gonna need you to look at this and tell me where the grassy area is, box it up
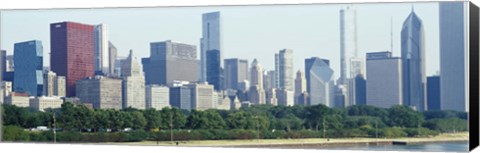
[112,132,469,147]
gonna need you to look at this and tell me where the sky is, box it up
[0,2,448,78]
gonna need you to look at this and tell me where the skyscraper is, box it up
[348,74,366,105]
[366,51,403,108]
[0,50,6,81]
[108,41,117,76]
[305,57,335,107]
[427,76,441,110]
[170,86,192,110]
[339,6,358,85]
[13,40,43,96]
[200,11,221,82]
[224,58,249,90]
[186,82,215,110]
[121,50,146,110]
[50,22,95,97]
[43,70,56,97]
[294,70,306,104]
[206,50,223,90]
[94,24,109,75]
[148,40,198,86]
[275,49,294,91]
[249,59,265,105]
[439,2,468,112]
[401,8,426,111]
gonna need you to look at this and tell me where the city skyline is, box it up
[0,2,441,77]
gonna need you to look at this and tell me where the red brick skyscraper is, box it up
[50,22,95,97]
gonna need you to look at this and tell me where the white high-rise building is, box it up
[275,49,294,91]
[439,2,468,112]
[339,6,358,85]
[121,50,146,110]
[305,57,335,107]
[94,24,109,75]
[366,51,403,108]
[186,82,215,110]
[200,11,222,82]
[249,59,265,105]
[145,85,170,110]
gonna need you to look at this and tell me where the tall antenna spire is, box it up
[390,16,393,53]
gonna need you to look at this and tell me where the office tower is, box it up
[224,58,249,90]
[186,82,215,110]
[5,92,30,107]
[145,85,170,110]
[6,55,13,72]
[305,57,335,107]
[206,50,223,90]
[238,80,249,92]
[348,74,366,105]
[294,70,306,103]
[94,24,109,75]
[275,49,294,91]
[50,22,95,97]
[108,42,117,76]
[427,76,441,110]
[200,11,221,82]
[276,89,294,106]
[141,58,150,83]
[265,88,278,106]
[366,51,402,108]
[249,59,265,105]
[264,70,276,90]
[401,9,426,111]
[43,70,56,97]
[29,97,63,112]
[339,6,358,85]
[121,50,145,110]
[76,76,122,109]
[169,86,192,110]
[335,85,348,108]
[148,40,198,85]
[13,40,43,96]
[0,50,5,81]
[55,76,66,97]
[114,56,126,77]
[439,2,468,112]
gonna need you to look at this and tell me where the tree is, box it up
[143,108,162,130]
[304,104,332,131]
[388,105,424,128]
[226,111,249,129]
[185,110,226,130]
[58,102,77,131]
[130,111,147,130]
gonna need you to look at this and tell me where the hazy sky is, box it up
[0,2,444,78]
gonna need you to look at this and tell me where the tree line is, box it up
[1,102,469,142]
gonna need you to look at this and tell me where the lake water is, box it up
[322,141,469,152]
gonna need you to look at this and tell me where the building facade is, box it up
[108,42,117,76]
[224,58,249,90]
[148,40,198,85]
[439,2,468,112]
[50,22,95,97]
[121,50,145,109]
[206,50,223,90]
[200,11,221,82]
[339,6,358,85]
[13,40,43,96]
[145,85,170,110]
[401,9,426,111]
[427,76,441,110]
[76,76,122,110]
[186,82,215,110]
[94,24,109,75]
[366,51,403,108]
[169,86,192,110]
[29,96,64,112]
[305,57,335,107]
[275,49,294,91]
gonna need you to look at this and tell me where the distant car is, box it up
[123,128,132,132]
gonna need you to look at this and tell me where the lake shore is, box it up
[112,132,469,148]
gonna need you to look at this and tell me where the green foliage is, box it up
[387,105,424,128]
[423,118,468,132]
[2,125,30,141]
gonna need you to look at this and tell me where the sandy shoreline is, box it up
[113,132,469,148]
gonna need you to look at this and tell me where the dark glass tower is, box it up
[206,50,223,90]
[50,22,95,97]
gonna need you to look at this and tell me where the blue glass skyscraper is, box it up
[200,11,221,82]
[206,50,223,90]
[401,9,426,111]
[13,40,44,96]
